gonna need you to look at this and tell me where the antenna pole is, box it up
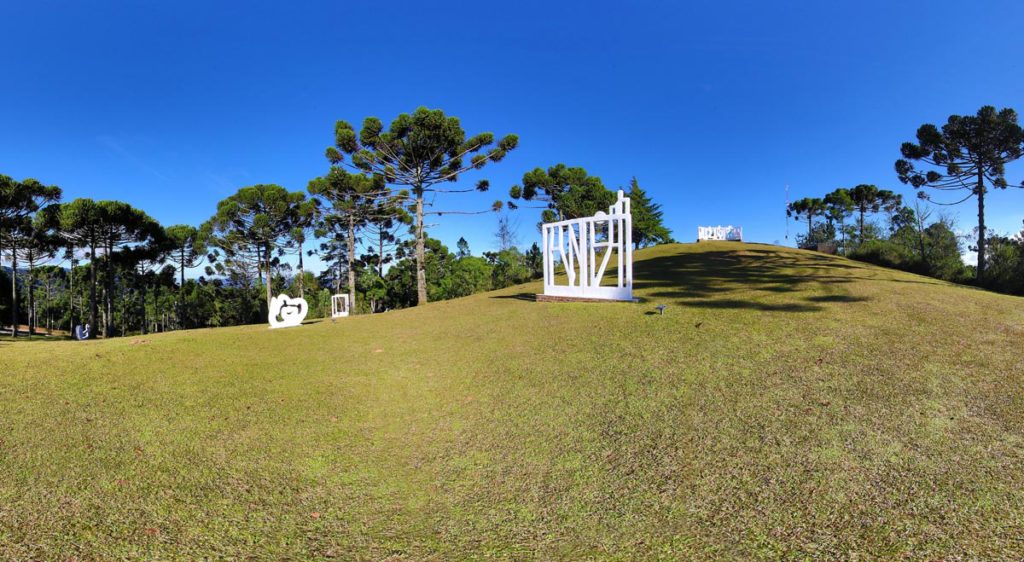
[784,184,790,241]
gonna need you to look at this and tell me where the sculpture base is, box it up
[535,294,637,303]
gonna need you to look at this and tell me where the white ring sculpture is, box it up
[269,294,308,329]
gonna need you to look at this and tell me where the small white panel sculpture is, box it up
[541,189,633,301]
[697,225,742,241]
[331,294,350,318]
[268,294,308,329]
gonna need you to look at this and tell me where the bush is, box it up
[849,239,920,273]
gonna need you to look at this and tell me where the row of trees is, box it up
[787,105,1024,295]
[1,107,673,338]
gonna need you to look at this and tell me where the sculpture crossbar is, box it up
[541,189,633,301]
[697,225,742,241]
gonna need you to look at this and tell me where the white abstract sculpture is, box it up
[541,189,633,301]
[697,225,742,241]
[268,294,308,329]
[331,294,350,318]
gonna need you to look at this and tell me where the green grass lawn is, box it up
[2,242,1023,559]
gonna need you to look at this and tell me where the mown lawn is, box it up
[1,242,1023,559]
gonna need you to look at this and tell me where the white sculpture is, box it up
[331,294,350,318]
[541,189,633,301]
[268,294,308,329]
[697,225,742,241]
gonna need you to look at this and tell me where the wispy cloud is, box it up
[96,135,171,182]
[203,168,250,195]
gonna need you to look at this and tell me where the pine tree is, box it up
[626,177,672,249]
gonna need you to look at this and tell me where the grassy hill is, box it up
[2,242,1023,559]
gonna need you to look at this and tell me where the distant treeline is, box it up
[0,107,672,338]
[787,105,1024,296]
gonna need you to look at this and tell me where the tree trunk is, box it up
[378,227,384,279]
[179,246,186,328]
[839,218,846,255]
[10,250,17,338]
[69,255,76,333]
[858,208,865,243]
[139,269,148,335]
[104,241,114,338]
[89,242,98,338]
[44,277,52,335]
[415,193,427,305]
[297,240,305,299]
[347,214,356,314]
[976,169,987,283]
[27,254,36,336]
[264,243,273,308]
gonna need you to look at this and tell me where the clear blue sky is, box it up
[3,0,1023,273]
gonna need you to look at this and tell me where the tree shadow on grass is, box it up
[632,248,882,313]
[491,292,537,302]
[506,246,894,314]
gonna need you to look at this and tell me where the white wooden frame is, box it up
[541,189,633,301]
[331,294,350,318]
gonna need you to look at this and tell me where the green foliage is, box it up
[823,188,854,252]
[486,247,535,289]
[787,197,826,247]
[626,177,672,248]
[981,235,1024,295]
[848,184,900,243]
[896,105,1024,280]
[456,237,470,258]
[795,222,836,251]
[328,107,517,305]
[436,256,493,300]
[509,163,614,223]
[849,218,967,283]
[203,184,309,306]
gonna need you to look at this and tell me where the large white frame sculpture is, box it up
[541,189,633,301]
[331,294,350,318]
[268,294,308,329]
[697,225,742,241]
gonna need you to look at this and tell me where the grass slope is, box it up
[2,242,1023,559]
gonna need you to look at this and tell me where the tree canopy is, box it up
[203,184,309,308]
[895,105,1024,281]
[326,107,518,305]
[509,163,614,223]
[627,177,672,248]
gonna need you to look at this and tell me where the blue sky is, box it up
[3,0,1023,273]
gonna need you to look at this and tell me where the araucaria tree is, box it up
[327,107,518,306]
[0,175,62,337]
[896,105,1024,281]
[786,197,826,240]
[166,224,206,322]
[823,188,854,252]
[94,201,163,338]
[58,199,103,336]
[848,184,900,244]
[308,169,385,313]
[203,185,308,309]
[508,163,614,223]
